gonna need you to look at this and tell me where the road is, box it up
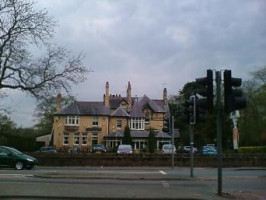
[0,167,265,200]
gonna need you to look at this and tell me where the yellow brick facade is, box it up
[53,82,170,152]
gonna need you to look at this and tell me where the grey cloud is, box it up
[2,0,266,127]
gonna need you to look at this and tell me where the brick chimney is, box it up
[56,93,62,111]
[104,81,110,107]
[127,81,132,111]
[163,88,168,105]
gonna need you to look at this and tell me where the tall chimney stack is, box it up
[163,88,168,105]
[104,82,110,107]
[127,81,132,111]
[56,93,62,111]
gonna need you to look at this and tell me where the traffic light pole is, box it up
[216,71,223,196]
[171,116,175,169]
[189,95,196,177]
[189,124,194,177]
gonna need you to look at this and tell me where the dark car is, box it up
[0,146,38,170]
[91,144,106,153]
[36,147,57,153]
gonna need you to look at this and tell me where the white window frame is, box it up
[129,118,145,130]
[65,116,79,126]
[133,139,147,150]
[92,132,98,144]
[63,133,69,146]
[82,134,87,146]
[73,134,80,146]
[117,119,122,129]
[92,116,99,127]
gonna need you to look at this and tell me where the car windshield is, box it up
[7,147,23,155]
[119,146,131,150]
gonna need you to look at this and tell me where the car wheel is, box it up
[15,161,24,170]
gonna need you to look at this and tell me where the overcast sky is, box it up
[2,0,266,128]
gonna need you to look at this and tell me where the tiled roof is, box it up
[55,95,169,117]
[131,130,149,138]
[111,107,130,117]
[104,131,124,138]
[129,100,145,118]
[55,101,110,116]
[138,95,165,113]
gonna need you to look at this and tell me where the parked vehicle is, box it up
[91,144,107,153]
[117,145,133,154]
[36,147,57,153]
[183,146,197,153]
[0,146,38,170]
[162,144,176,154]
[200,145,217,156]
[69,146,80,154]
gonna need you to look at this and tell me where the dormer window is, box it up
[120,101,127,110]
[65,116,79,126]
[92,116,99,127]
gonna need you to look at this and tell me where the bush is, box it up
[0,133,38,152]
[238,146,266,153]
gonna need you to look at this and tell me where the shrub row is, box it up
[238,146,266,153]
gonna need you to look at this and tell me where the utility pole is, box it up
[190,95,196,177]
[216,71,222,196]
[171,116,175,169]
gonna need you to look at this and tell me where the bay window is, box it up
[65,116,79,126]
[129,118,145,130]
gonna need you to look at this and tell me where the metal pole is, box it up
[171,116,175,168]
[189,124,194,177]
[216,71,222,196]
[189,95,196,177]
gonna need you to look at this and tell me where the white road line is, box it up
[0,174,26,178]
[161,181,170,188]
[159,170,167,175]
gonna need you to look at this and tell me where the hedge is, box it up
[238,146,266,153]
[0,133,41,152]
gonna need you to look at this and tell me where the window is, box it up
[133,140,147,150]
[63,133,69,145]
[92,132,98,145]
[129,118,145,130]
[106,139,122,149]
[65,116,79,126]
[117,120,122,129]
[145,112,151,123]
[92,117,99,127]
[82,134,87,145]
[73,134,79,145]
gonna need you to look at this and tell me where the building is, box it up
[53,82,178,152]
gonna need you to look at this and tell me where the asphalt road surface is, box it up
[0,166,265,200]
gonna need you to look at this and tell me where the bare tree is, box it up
[0,0,89,100]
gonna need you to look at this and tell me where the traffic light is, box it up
[181,97,196,124]
[195,69,214,113]
[224,70,247,113]
[163,115,171,132]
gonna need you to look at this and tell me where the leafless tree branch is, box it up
[0,0,89,101]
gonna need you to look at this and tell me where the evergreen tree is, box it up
[148,129,156,153]
[122,126,132,145]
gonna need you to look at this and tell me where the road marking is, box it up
[161,181,170,188]
[0,174,26,178]
[159,170,167,175]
